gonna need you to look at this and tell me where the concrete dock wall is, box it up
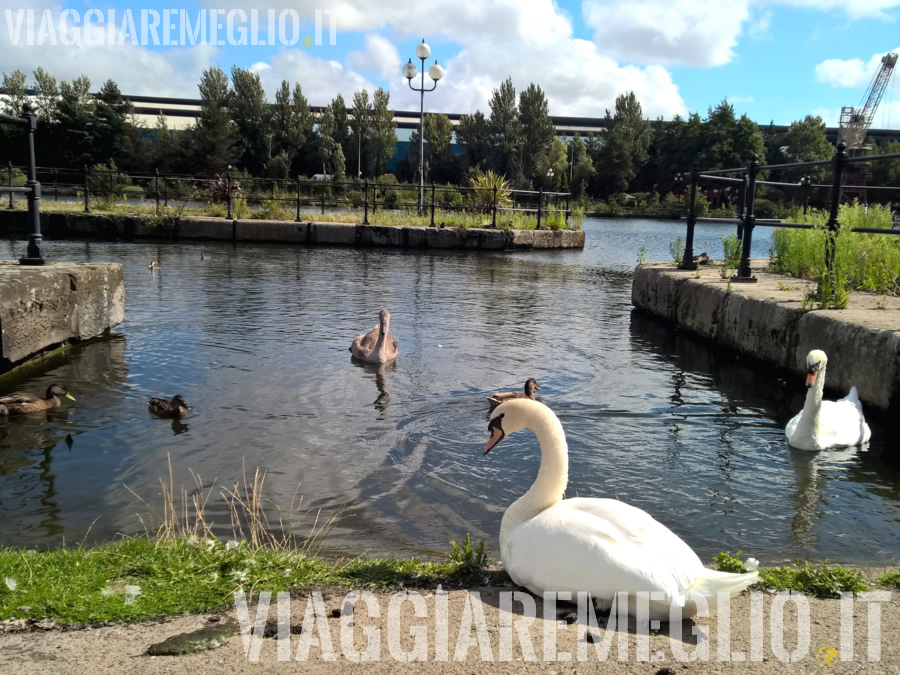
[0,212,585,251]
[632,263,900,411]
[0,261,124,373]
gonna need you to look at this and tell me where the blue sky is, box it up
[2,0,900,128]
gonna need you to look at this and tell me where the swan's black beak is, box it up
[484,416,505,455]
[806,363,820,388]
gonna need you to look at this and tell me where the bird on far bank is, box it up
[148,395,190,418]
[785,349,871,451]
[487,378,540,410]
[0,384,76,415]
[350,310,398,364]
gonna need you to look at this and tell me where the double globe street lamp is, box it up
[403,40,444,214]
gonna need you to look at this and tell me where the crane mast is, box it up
[836,52,897,204]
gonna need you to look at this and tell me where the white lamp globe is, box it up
[402,59,417,80]
[428,62,444,81]
[416,40,431,60]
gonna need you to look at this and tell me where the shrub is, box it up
[468,170,512,215]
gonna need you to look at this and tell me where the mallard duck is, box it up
[149,261,160,270]
[0,384,76,415]
[350,310,399,364]
[148,395,190,418]
[487,378,540,409]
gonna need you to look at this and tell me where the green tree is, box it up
[1,69,27,116]
[870,140,900,204]
[370,88,396,177]
[488,78,522,179]
[270,80,312,167]
[594,91,652,195]
[190,69,241,174]
[55,75,95,166]
[152,113,181,173]
[92,80,134,167]
[230,66,270,173]
[32,67,59,123]
[456,111,492,171]
[316,108,346,179]
[350,89,373,178]
[782,114,832,190]
[700,100,765,170]
[533,137,567,190]
[424,113,452,160]
[329,93,351,169]
[569,135,595,199]
[518,83,555,178]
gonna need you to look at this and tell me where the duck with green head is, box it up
[0,384,76,415]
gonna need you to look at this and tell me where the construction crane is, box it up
[835,52,897,204]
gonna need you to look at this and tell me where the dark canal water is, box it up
[1,218,898,564]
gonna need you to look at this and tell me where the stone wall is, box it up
[0,212,585,251]
[0,261,124,372]
[631,263,900,411]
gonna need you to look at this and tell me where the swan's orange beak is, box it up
[806,366,819,388]
[484,427,504,454]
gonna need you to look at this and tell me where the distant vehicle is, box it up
[310,174,333,181]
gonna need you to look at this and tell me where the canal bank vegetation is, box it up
[1,461,896,627]
[771,203,900,297]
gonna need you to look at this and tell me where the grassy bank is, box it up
[1,540,897,627]
[10,198,584,231]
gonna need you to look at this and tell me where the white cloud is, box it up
[249,49,373,105]
[814,49,900,88]
[761,0,900,20]
[582,0,750,67]
[748,10,774,40]
[346,34,401,80]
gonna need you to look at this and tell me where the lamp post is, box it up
[403,39,444,214]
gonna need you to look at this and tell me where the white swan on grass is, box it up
[484,399,758,620]
[785,349,871,451]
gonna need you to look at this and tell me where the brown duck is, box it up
[148,395,190,418]
[0,384,76,415]
[487,378,540,410]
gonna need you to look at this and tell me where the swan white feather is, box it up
[785,349,871,451]
[485,398,757,620]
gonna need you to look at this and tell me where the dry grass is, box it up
[125,455,344,555]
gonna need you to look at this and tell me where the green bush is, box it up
[753,198,781,219]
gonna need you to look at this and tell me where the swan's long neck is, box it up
[374,317,389,356]
[500,410,568,550]
[796,365,826,438]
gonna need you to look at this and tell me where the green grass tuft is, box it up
[878,569,900,589]
[757,560,869,598]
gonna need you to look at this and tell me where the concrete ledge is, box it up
[0,211,584,251]
[631,262,900,410]
[0,260,124,372]
[236,220,308,242]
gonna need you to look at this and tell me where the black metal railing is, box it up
[675,142,900,283]
[0,104,44,264]
[3,163,574,230]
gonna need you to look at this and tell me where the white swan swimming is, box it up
[484,399,758,620]
[785,349,871,451]
[349,309,398,364]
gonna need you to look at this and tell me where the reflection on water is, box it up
[0,219,897,564]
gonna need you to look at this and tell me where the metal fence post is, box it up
[84,164,91,213]
[802,175,811,215]
[491,186,497,228]
[19,103,44,265]
[736,173,748,240]
[226,166,233,219]
[7,161,13,209]
[565,192,570,227]
[321,179,325,215]
[109,167,114,199]
[536,187,543,229]
[164,175,169,207]
[155,169,160,215]
[430,181,436,227]
[295,175,303,222]
[53,169,58,201]
[363,179,369,225]
[679,162,700,270]
[733,155,760,282]
[825,143,848,282]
